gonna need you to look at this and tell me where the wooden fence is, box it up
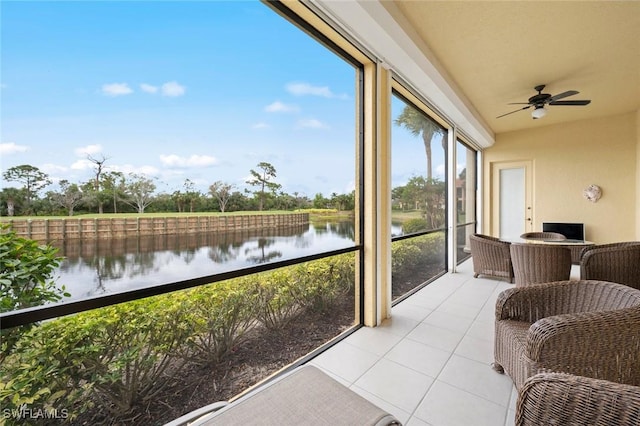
[2,213,309,243]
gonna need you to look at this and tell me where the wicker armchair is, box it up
[509,243,571,286]
[579,240,640,260]
[580,242,640,289]
[469,234,514,282]
[519,232,567,241]
[516,373,640,426]
[493,280,640,390]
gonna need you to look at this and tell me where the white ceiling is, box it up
[385,1,640,135]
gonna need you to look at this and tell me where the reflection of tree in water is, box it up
[311,219,355,240]
[293,232,312,249]
[244,237,282,264]
[208,243,240,263]
[60,251,160,295]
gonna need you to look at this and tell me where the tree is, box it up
[2,165,51,214]
[50,180,84,216]
[394,105,446,180]
[0,225,67,356]
[0,187,24,216]
[246,162,281,211]
[87,154,110,214]
[182,179,201,213]
[313,193,329,209]
[209,181,235,212]
[122,173,156,213]
[102,171,126,213]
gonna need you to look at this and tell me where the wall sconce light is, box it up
[583,184,602,203]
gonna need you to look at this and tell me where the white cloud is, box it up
[74,144,102,157]
[265,101,298,113]
[111,164,160,176]
[70,158,94,170]
[0,142,29,155]
[159,154,218,168]
[252,122,270,129]
[161,81,186,97]
[40,163,69,175]
[286,82,348,99]
[101,83,133,97]
[140,83,159,94]
[296,118,328,129]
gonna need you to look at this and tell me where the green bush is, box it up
[401,218,429,234]
[253,269,303,330]
[391,232,444,275]
[0,225,69,358]
[181,279,258,365]
[291,253,354,312]
[0,295,195,420]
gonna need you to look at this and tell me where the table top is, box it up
[507,238,594,246]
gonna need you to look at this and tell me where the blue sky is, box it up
[1,1,443,199]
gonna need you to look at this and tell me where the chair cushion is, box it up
[191,365,399,425]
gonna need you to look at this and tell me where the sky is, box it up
[1,0,445,199]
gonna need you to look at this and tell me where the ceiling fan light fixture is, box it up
[531,106,547,119]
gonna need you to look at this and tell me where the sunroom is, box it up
[1,1,639,425]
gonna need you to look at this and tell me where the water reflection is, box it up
[53,222,361,301]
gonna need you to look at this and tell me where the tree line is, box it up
[0,161,356,217]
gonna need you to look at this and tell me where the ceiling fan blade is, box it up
[507,102,532,105]
[549,100,591,106]
[496,105,531,118]
[548,90,579,102]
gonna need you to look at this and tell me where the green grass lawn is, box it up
[0,209,344,222]
[391,210,423,222]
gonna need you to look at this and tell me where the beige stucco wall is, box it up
[637,109,640,239]
[483,112,637,244]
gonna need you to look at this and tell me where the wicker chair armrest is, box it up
[525,307,640,384]
[516,373,640,426]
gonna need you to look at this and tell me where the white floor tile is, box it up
[354,358,434,413]
[454,334,494,364]
[424,309,475,331]
[384,338,451,378]
[437,354,513,407]
[309,341,379,383]
[407,322,465,352]
[414,380,508,426]
[342,326,403,356]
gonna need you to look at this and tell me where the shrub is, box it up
[253,269,302,330]
[391,232,445,275]
[291,253,354,313]
[0,225,69,358]
[181,279,258,365]
[401,218,429,234]
[0,295,195,420]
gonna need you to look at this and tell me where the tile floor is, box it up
[309,260,581,426]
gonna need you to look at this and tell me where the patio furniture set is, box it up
[471,234,640,425]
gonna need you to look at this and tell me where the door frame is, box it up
[490,160,533,238]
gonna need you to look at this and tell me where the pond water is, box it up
[53,220,404,301]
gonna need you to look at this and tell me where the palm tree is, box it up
[394,105,446,180]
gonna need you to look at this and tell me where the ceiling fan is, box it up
[497,85,591,119]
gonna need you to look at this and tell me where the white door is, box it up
[491,161,532,239]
